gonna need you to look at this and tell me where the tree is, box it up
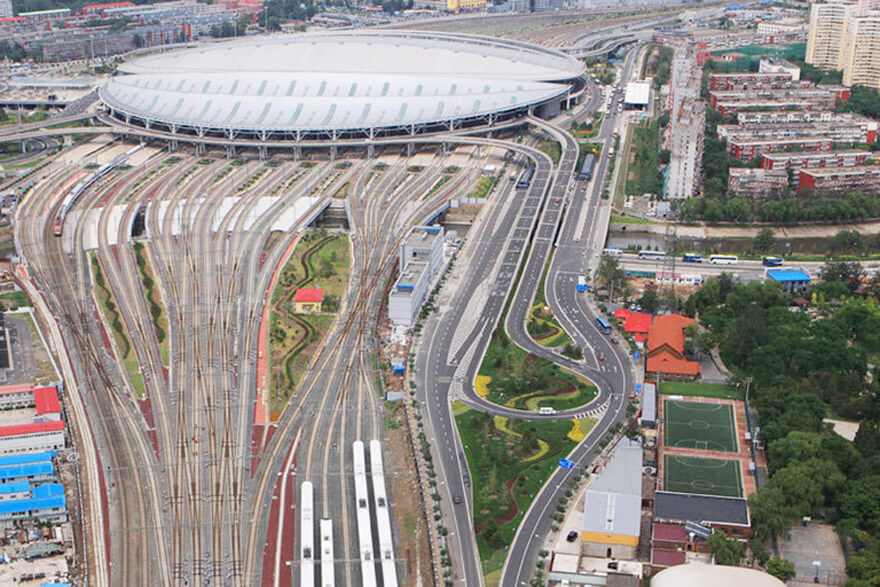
[766,557,796,582]
[596,254,627,301]
[638,286,660,314]
[753,228,776,253]
[749,486,797,540]
[707,530,743,565]
[831,229,864,254]
[820,260,866,294]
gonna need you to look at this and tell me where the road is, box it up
[412,44,645,587]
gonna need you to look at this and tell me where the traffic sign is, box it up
[558,458,575,469]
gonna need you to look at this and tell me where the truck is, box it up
[576,275,588,292]
[538,407,557,415]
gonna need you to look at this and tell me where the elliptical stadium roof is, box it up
[101,31,585,139]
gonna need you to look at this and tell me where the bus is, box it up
[603,247,623,257]
[708,254,739,265]
[638,250,666,259]
[762,256,783,267]
[516,165,535,189]
[596,316,612,334]
[681,253,703,263]
[578,153,596,180]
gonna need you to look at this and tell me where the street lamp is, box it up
[813,560,821,584]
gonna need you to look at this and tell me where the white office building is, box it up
[388,262,431,328]
[400,226,444,278]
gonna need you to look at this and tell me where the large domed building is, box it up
[99,31,586,142]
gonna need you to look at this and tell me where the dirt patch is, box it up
[386,412,433,587]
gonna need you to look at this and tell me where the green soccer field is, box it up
[664,399,738,452]
[664,454,744,497]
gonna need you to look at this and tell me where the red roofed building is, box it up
[646,314,701,380]
[623,312,652,337]
[34,387,61,422]
[652,523,688,550]
[0,421,64,454]
[650,548,687,572]
[293,288,324,314]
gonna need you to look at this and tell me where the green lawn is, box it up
[479,326,596,411]
[0,290,31,310]
[455,404,576,580]
[527,258,574,349]
[611,214,657,225]
[538,139,561,164]
[660,381,741,400]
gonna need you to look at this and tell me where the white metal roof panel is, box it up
[100,72,567,132]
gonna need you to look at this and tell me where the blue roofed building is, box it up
[0,462,55,485]
[0,483,67,529]
[0,480,31,501]
[766,268,811,293]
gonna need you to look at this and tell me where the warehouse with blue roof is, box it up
[766,268,811,293]
[0,483,67,529]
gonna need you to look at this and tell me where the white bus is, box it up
[638,250,667,259]
[708,254,739,265]
[603,247,623,257]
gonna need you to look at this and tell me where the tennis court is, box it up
[664,455,743,497]
[663,399,738,452]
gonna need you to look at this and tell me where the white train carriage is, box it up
[369,440,398,587]
[352,441,377,586]
[319,518,335,587]
[300,481,315,587]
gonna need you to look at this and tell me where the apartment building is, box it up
[841,11,880,88]
[799,165,880,192]
[707,71,799,91]
[718,119,879,145]
[728,168,789,197]
[708,86,850,112]
[761,149,873,171]
[729,137,834,161]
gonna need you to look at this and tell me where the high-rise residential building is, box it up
[0,0,12,19]
[806,0,853,70]
[841,10,880,87]
[665,44,705,199]
[807,0,880,89]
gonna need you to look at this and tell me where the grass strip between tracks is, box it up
[90,252,146,399]
[266,229,350,417]
[133,242,169,365]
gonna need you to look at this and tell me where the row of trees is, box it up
[688,274,880,584]
[678,191,880,225]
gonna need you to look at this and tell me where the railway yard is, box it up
[0,4,747,587]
